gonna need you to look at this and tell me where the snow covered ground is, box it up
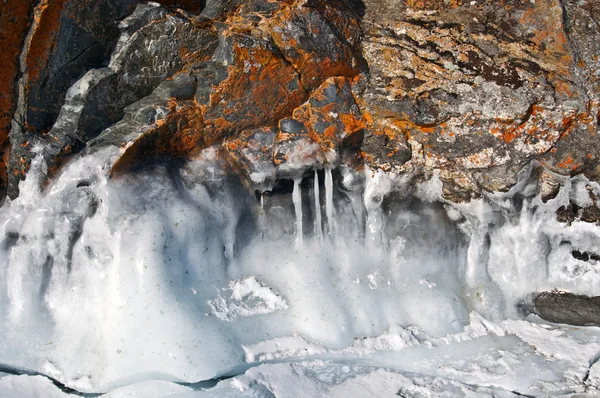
[2,314,600,396]
[2,148,600,396]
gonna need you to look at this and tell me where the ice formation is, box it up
[2,145,600,396]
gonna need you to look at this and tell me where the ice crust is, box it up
[3,315,600,396]
[2,147,600,395]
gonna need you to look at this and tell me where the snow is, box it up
[0,375,70,398]
[208,277,288,322]
[2,147,600,395]
[2,314,600,396]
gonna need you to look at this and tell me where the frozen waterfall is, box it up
[1,148,600,396]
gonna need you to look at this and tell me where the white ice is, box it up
[1,147,600,396]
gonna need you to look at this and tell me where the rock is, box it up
[535,290,600,326]
[292,76,366,151]
[581,205,600,224]
[361,126,412,173]
[0,0,37,200]
[273,118,327,178]
[23,0,138,134]
[556,200,600,225]
[557,201,580,225]
[2,0,600,203]
[267,0,365,91]
[201,31,307,143]
[84,0,367,184]
[75,8,214,141]
[201,0,243,20]
[358,0,598,201]
[224,126,277,191]
[7,3,217,196]
[154,0,206,14]
[6,0,142,198]
[540,170,562,203]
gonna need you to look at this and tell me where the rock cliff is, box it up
[3,1,600,389]
[1,0,598,204]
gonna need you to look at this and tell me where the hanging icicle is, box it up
[293,178,303,247]
[259,192,266,239]
[313,170,322,239]
[325,167,335,236]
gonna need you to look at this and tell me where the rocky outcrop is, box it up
[0,0,599,204]
[359,0,600,201]
[0,0,37,200]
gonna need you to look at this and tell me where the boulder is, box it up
[535,291,600,326]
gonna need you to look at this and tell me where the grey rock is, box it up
[535,291,600,326]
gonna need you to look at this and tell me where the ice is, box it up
[101,380,193,397]
[0,375,71,398]
[292,178,303,247]
[324,167,335,236]
[0,375,194,398]
[189,314,600,397]
[208,277,288,322]
[2,316,600,396]
[2,146,600,395]
[313,170,322,239]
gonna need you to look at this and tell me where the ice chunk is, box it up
[208,277,288,322]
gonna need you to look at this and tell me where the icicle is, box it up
[348,191,364,241]
[259,192,266,239]
[313,170,322,239]
[293,178,303,247]
[363,166,390,247]
[325,167,335,236]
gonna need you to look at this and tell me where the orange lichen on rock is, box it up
[25,0,67,86]
[223,125,277,183]
[266,1,363,91]
[556,154,580,171]
[0,0,37,196]
[520,0,573,73]
[290,77,365,151]
[111,103,205,176]
[202,32,307,141]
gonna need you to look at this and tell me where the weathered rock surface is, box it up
[0,0,599,205]
[535,290,600,326]
[359,0,600,201]
[0,0,38,200]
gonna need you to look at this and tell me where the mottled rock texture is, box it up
[360,0,600,201]
[0,0,599,202]
[535,291,600,326]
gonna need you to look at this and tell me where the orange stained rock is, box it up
[0,0,37,194]
[489,104,550,144]
[26,0,66,87]
[267,3,361,92]
[290,76,365,151]
[226,141,238,151]
[310,0,362,47]
[498,127,520,144]
[405,0,463,9]
[223,125,277,173]
[556,154,579,171]
[323,125,337,139]
[552,78,579,99]
[384,118,436,137]
[203,33,307,138]
[111,104,205,176]
[518,0,574,75]
[362,111,374,126]
[340,113,366,133]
